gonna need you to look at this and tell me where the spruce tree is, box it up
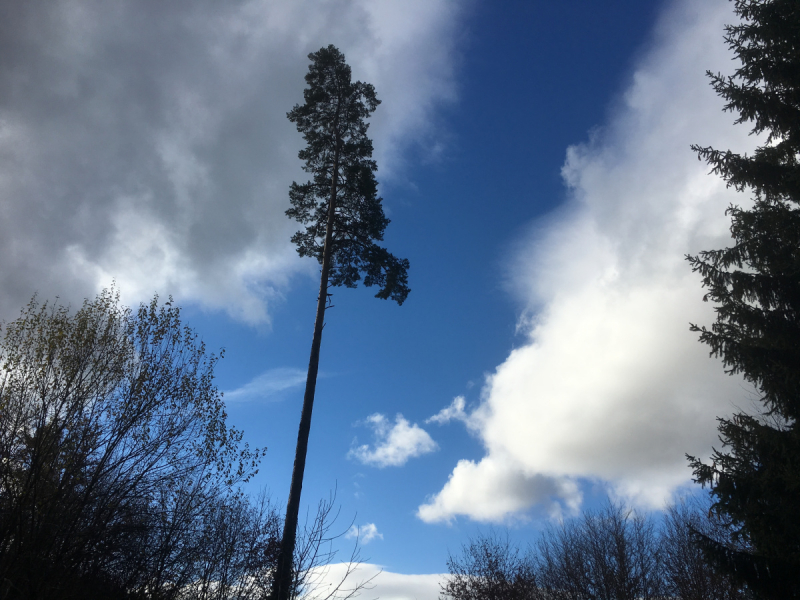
[272,45,409,600]
[687,1,800,597]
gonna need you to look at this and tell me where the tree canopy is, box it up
[286,44,410,304]
[687,0,800,596]
[0,290,275,599]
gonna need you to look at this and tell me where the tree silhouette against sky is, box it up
[272,45,409,600]
[688,0,800,596]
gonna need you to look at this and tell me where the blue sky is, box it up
[0,0,759,597]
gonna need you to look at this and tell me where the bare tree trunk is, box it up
[273,133,340,600]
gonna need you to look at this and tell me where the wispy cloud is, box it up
[345,523,383,544]
[426,396,469,426]
[420,0,754,523]
[224,367,306,402]
[349,413,437,468]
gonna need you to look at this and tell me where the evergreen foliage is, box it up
[687,0,800,596]
[273,45,409,600]
[286,44,410,304]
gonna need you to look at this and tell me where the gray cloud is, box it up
[0,0,461,322]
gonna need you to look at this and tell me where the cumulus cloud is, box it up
[223,367,306,402]
[349,413,438,468]
[417,455,581,524]
[0,0,462,323]
[419,0,757,523]
[345,522,383,544]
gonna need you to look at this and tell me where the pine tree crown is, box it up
[286,45,410,305]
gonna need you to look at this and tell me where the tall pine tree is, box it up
[687,1,800,597]
[272,45,409,600]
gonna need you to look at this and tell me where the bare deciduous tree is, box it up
[535,504,663,600]
[441,532,538,600]
[441,500,749,600]
[662,498,750,600]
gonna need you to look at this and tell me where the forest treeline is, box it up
[441,501,750,600]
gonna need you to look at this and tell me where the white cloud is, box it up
[0,0,462,322]
[417,455,581,524]
[345,522,383,544]
[223,367,306,402]
[306,563,443,600]
[420,0,757,523]
[426,395,470,426]
[349,413,438,468]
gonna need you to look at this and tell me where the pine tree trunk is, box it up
[273,133,340,600]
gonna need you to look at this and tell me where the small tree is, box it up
[661,498,750,600]
[441,532,538,600]
[686,0,800,596]
[273,45,409,600]
[535,504,664,600]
